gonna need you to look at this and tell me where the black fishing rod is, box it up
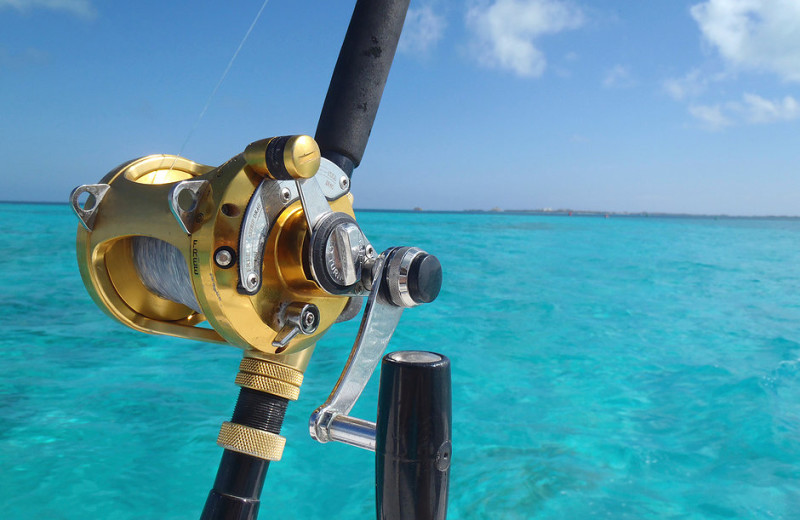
[70,1,451,519]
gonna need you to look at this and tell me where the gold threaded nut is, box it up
[235,358,303,400]
[239,358,304,386]
[234,372,301,400]
[217,422,286,461]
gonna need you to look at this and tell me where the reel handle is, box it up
[376,352,452,520]
[315,0,411,175]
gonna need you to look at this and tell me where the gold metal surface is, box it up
[235,357,303,401]
[75,146,355,375]
[243,139,271,175]
[126,168,193,185]
[243,135,320,180]
[283,135,320,179]
[234,373,300,400]
[245,346,318,374]
[76,155,225,343]
[239,358,304,386]
[217,422,286,461]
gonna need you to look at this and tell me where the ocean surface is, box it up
[2,202,800,519]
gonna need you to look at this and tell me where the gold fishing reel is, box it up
[71,135,356,372]
[72,133,442,464]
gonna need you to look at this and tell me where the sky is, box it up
[1,0,800,215]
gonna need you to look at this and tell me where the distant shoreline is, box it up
[354,208,800,220]
[3,200,799,220]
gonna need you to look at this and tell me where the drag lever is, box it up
[309,247,443,451]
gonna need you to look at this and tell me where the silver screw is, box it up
[303,310,316,328]
[339,176,349,190]
[214,248,233,268]
[299,306,319,334]
[365,245,375,258]
[247,273,259,287]
[280,187,292,204]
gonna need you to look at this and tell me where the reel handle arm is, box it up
[315,0,411,176]
[309,247,443,449]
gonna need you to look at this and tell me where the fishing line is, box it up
[169,0,271,171]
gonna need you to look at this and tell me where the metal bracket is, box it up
[238,178,299,294]
[169,179,211,234]
[272,302,320,349]
[295,158,351,230]
[309,254,403,451]
[70,184,110,231]
[296,174,333,233]
[238,157,359,295]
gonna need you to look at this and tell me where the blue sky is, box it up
[1,0,799,215]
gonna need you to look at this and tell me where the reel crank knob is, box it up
[382,247,442,308]
[408,253,442,304]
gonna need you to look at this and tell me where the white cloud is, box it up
[691,0,800,82]
[663,69,708,100]
[466,0,585,77]
[0,0,95,18]
[689,103,732,130]
[603,64,635,88]
[738,93,800,123]
[400,6,446,55]
[689,93,800,128]
[669,2,800,128]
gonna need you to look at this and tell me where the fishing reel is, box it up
[71,136,373,363]
[71,131,442,430]
[71,135,450,517]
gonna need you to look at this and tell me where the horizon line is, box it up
[2,200,799,220]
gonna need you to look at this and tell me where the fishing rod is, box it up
[69,1,451,519]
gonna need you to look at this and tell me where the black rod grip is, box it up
[200,452,268,520]
[376,351,452,520]
[315,0,411,175]
[200,389,288,520]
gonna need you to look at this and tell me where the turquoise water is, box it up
[2,202,800,519]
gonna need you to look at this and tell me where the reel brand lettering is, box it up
[192,240,200,275]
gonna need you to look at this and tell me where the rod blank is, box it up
[315,0,411,176]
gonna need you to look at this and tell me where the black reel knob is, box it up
[408,252,442,304]
[382,247,443,307]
